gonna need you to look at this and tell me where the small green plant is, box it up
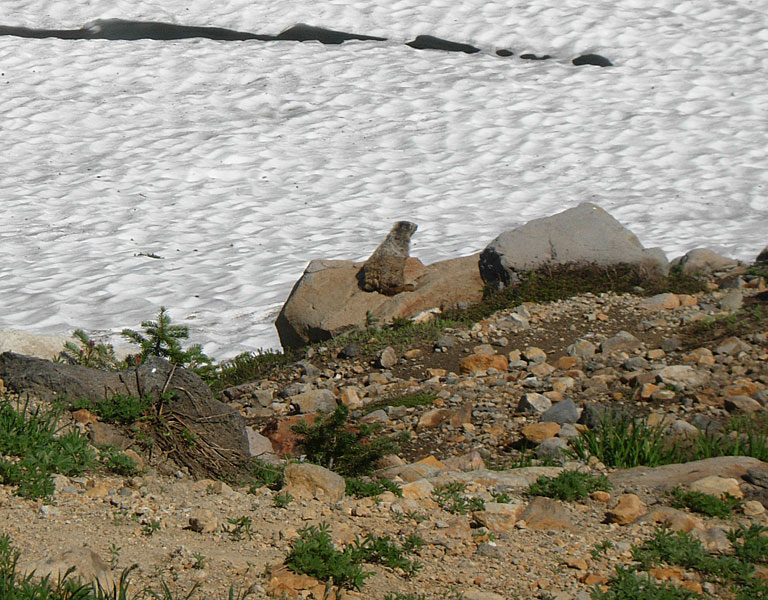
[291,404,406,476]
[191,552,207,570]
[384,594,427,600]
[591,566,704,599]
[432,481,485,514]
[247,458,285,491]
[273,491,293,508]
[569,412,679,468]
[526,470,612,502]
[728,523,768,564]
[108,543,121,569]
[445,262,705,326]
[121,306,214,375]
[211,348,295,393]
[491,490,512,504]
[401,509,426,523]
[691,421,768,463]
[58,329,120,370]
[667,487,742,518]
[69,393,153,425]
[345,476,403,498]
[227,516,254,541]
[0,399,96,499]
[142,519,162,536]
[590,540,614,560]
[346,533,423,577]
[97,445,141,477]
[285,522,373,590]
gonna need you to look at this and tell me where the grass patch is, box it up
[592,566,704,599]
[569,412,679,469]
[667,487,742,518]
[329,316,460,355]
[97,445,141,477]
[571,411,768,469]
[728,523,768,564]
[345,476,403,499]
[272,491,293,508]
[0,399,95,499]
[691,417,768,463]
[432,481,485,514]
[210,348,296,393]
[526,470,611,502]
[690,302,768,342]
[67,394,153,425]
[346,533,423,577]
[246,458,285,492]
[291,404,407,476]
[285,522,373,590]
[594,525,768,599]
[446,262,705,325]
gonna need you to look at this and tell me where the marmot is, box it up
[360,221,418,295]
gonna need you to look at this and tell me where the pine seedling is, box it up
[59,329,119,370]
[121,306,214,374]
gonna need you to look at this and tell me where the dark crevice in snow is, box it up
[0,19,613,65]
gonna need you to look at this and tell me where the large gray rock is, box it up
[670,248,740,275]
[0,353,249,474]
[276,254,483,349]
[479,202,668,285]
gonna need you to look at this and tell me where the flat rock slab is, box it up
[609,457,768,493]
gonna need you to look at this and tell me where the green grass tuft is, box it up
[0,399,95,499]
[568,412,678,468]
[526,470,611,502]
[432,481,485,514]
[667,487,742,518]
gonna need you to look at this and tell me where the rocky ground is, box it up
[2,264,768,600]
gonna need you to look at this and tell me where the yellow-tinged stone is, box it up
[689,475,743,499]
[521,422,561,444]
[606,493,646,525]
[400,480,434,500]
[459,353,509,374]
[417,455,448,469]
[564,557,589,570]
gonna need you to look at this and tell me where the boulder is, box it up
[0,353,250,474]
[289,389,337,414]
[606,493,646,525]
[276,254,483,349]
[670,248,740,275]
[479,203,668,285]
[601,331,642,354]
[755,245,768,264]
[283,463,345,501]
[518,497,574,531]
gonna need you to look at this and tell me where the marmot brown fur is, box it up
[360,221,418,295]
